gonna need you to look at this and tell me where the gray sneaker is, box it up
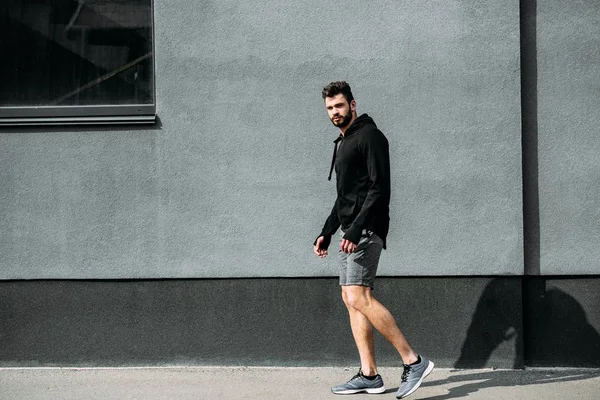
[332,370,386,395]
[395,356,434,399]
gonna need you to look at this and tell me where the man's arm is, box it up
[313,199,341,257]
[342,130,391,245]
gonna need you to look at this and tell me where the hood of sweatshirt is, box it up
[343,113,377,138]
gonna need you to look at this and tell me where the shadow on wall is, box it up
[454,278,523,369]
[454,278,600,368]
[524,278,600,367]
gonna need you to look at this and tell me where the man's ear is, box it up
[350,100,356,112]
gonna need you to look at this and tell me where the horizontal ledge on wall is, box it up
[0,105,156,126]
[0,115,157,126]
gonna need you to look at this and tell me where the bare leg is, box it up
[343,285,418,365]
[343,287,377,375]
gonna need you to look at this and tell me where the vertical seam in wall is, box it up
[520,0,539,277]
[520,0,540,367]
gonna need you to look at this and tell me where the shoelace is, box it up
[401,365,412,383]
[348,372,362,383]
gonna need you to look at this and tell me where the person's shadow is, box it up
[418,368,600,400]
[455,278,600,369]
[429,277,600,399]
[454,278,524,369]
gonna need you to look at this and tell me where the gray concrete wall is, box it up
[537,0,600,275]
[2,277,600,368]
[2,1,600,369]
[0,278,523,368]
[0,1,523,279]
[2,277,597,368]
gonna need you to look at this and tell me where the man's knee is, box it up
[342,285,372,310]
[341,287,349,304]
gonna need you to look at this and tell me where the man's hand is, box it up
[314,236,329,258]
[340,238,357,254]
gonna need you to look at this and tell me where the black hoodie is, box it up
[316,114,390,249]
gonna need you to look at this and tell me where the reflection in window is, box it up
[0,0,155,124]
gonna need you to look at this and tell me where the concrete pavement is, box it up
[1,366,599,399]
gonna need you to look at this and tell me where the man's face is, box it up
[325,94,355,129]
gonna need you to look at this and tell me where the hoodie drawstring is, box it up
[328,136,342,181]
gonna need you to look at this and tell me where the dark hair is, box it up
[322,81,354,104]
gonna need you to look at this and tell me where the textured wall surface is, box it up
[2,277,598,368]
[0,278,523,368]
[0,1,522,278]
[537,1,600,275]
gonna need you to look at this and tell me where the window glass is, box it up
[0,0,154,124]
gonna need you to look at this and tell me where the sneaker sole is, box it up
[396,361,434,399]
[332,386,386,395]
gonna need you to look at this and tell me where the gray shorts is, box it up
[339,229,384,289]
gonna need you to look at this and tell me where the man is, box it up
[313,81,433,398]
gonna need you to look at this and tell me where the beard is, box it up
[330,109,353,129]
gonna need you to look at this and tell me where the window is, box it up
[0,0,155,125]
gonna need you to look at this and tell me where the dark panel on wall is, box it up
[524,277,600,367]
[0,278,522,368]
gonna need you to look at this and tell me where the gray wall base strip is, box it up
[0,277,597,368]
